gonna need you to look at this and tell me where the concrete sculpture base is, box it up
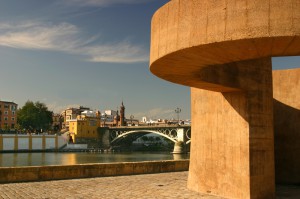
[149,0,300,198]
[189,58,274,199]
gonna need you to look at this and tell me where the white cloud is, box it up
[84,42,149,63]
[0,21,148,63]
[63,0,155,7]
[0,22,78,50]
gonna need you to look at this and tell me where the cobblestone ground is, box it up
[0,172,299,199]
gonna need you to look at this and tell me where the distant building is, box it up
[102,110,117,123]
[139,117,190,126]
[142,117,147,123]
[101,101,127,127]
[61,106,90,129]
[68,110,101,144]
[120,101,125,126]
[0,101,17,130]
[52,113,62,132]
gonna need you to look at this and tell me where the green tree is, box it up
[141,136,149,142]
[17,101,53,132]
[148,136,154,143]
[155,136,161,142]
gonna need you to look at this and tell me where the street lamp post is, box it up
[175,107,181,124]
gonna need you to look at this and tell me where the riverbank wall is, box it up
[0,134,67,152]
[0,160,189,183]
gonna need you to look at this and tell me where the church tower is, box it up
[120,101,125,126]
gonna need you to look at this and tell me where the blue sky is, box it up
[0,0,299,121]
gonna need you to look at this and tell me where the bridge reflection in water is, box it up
[101,126,191,154]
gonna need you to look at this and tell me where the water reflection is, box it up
[0,152,189,167]
[173,154,186,160]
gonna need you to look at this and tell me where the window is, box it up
[4,117,8,121]
[11,124,15,128]
[12,111,15,115]
[4,105,9,109]
[89,120,96,126]
[11,105,16,111]
[4,111,8,115]
[12,117,15,121]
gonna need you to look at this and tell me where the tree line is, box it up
[16,101,53,133]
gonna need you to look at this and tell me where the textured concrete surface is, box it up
[0,172,299,199]
[273,68,300,184]
[0,160,189,183]
[149,0,300,198]
[150,0,300,90]
[189,58,275,199]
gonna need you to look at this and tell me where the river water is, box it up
[0,152,189,167]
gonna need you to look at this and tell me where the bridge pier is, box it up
[99,127,111,149]
[172,141,185,154]
[172,128,188,154]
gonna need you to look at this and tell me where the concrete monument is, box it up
[149,0,300,198]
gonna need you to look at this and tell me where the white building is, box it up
[101,109,118,122]
[81,110,97,117]
[141,117,147,123]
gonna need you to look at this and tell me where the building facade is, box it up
[52,113,62,133]
[101,102,127,127]
[119,101,126,126]
[68,110,101,143]
[0,101,17,130]
[61,106,90,129]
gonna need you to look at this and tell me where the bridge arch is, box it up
[110,129,178,145]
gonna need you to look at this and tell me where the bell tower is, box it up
[120,101,125,126]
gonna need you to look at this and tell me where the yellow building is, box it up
[61,106,90,129]
[68,110,101,143]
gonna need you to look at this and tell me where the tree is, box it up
[155,136,161,142]
[141,136,149,142]
[17,101,53,132]
[148,136,155,143]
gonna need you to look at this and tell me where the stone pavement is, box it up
[0,171,299,199]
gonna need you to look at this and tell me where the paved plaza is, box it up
[0,171,299,199]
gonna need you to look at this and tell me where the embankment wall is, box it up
[0,160,189,183]
[0,135,67,151]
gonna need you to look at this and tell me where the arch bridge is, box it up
[102,126,191,153]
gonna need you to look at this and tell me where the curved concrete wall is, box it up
[0,160,189,183]
[150,0,300,91]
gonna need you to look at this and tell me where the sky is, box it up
[0,0,299,121]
